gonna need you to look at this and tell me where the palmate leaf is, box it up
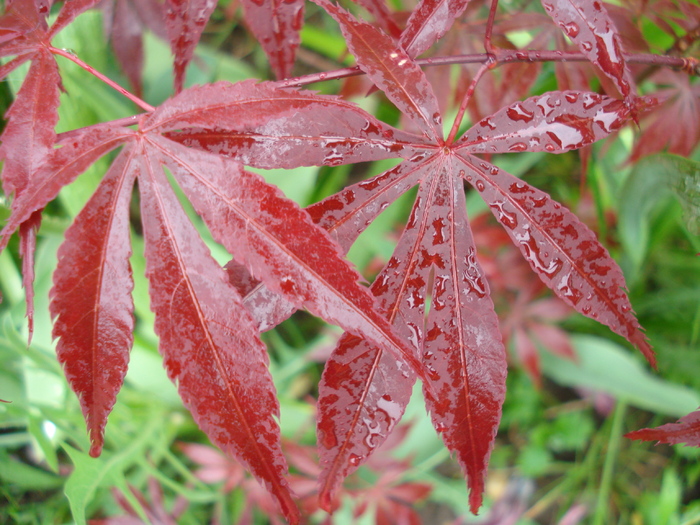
[169,1,654,509]
[1,83,438,520]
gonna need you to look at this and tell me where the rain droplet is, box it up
[489,166,500,175]
[565,93,579,103]
[475,180,485,191]
[581,41,593,52]
[348,454,363,466]
[506,103,535,122]
[509,142,527,152]
[545,144,555,152]
[562,22,580,37]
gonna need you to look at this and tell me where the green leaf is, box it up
[541,335,700,417]
[618,154,700,279]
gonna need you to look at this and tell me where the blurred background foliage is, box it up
[1,2,700,524]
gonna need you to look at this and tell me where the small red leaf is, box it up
[163,0,217,93]
[457,91,647,155]
[50,147,137,458]
[313,0,443,141]
[420,163,506,513]
[626,409,700,447]
[240,0,304,80]
[399,0,471,58]
[458,155,655,367]
[138,144,300,523]
[541,0,635,99]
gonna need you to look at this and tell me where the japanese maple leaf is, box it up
[163,0,655,512]
[0,0,100,337]
[626,408,700,447]
[0,79,435,523]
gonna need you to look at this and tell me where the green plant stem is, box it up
[592,400,628,525]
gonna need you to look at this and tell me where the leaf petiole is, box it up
[50,46,155,113]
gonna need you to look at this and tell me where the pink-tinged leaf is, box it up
[163,0,217,94]
[47,0,101,38]
[317,171,440,508]
[457,91,651,155]
[240,0,304,80]
[0,127,133,254]
[241,158,434,332]
[18,210,41,341]
[420,163,506,513]
[105,0,146,96]
[0,48,60,197]
[313,0,443,141]
[625,409,700,447]
[149,81,428,168]
[151,137,430,381]
[50,147,137,458]
[540,0,635,99]
[630,71,700,162]
[137,145,300,524]
[457,155,655,367]
[399,0,470,58]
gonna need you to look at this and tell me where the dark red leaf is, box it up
[540,0,635,100]
[457,91,649,155]
[163,0,217,93]
[137,143,300,523]
[399,0,471,58]
[150,136,430,381]
[457,155,655,367]
[420,163,506,513]
[313,0,443,141]
[50,147,137,458]
[240,0,305,80]
[625,409,700,447]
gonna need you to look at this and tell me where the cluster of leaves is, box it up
[0,0,698,522]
